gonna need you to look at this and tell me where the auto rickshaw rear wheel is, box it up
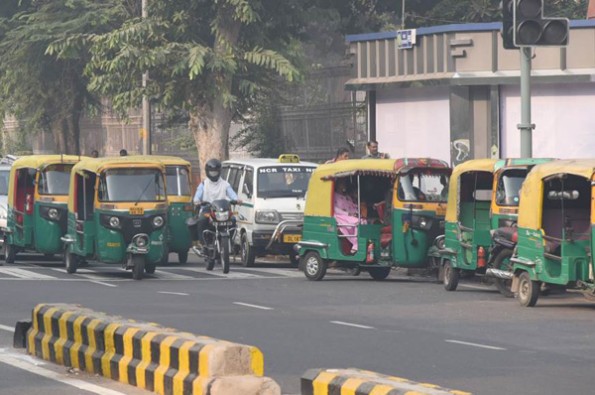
[368,267,391,281]
[178,250,188,264]
[303,251,327,281]
[443,260,459,291]
[241,234,255,267]
[517,271,539,307]
[64,250,78,274]
[289,253,299,267]
[4,242,15,264]
[131,255,145,280]
[493,249,514,298]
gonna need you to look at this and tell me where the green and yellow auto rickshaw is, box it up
[152,155,193,264]
[4,155,85,263]
[297,158,451,281]
[440,158,552,295]
[61,157,168,280]
[511,159,595,307]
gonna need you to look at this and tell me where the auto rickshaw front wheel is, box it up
[4,242,15,264]
[443,260,459,291]
[131,255,145,280]
[64,250,78,274]
[178,250,188,264]
[517,271,539,307]
[303,251,327,281]
[493,249,514,298]
[368,267,391,281]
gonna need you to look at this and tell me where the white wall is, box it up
[376,86,451,162]
[501,83,595,158]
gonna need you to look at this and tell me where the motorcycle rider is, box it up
[191,159,241,249]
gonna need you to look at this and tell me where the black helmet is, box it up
[205,159,222,182]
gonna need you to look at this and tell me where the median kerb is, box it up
[24,303,274,395]
[301,368,472,395]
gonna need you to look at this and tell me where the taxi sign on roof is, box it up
[278,154,300,163]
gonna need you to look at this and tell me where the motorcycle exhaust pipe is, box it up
[485,268,513,280]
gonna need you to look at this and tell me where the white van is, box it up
[221,155,317,266]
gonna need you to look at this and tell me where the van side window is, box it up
[241,168,254,198]
[229,166,243,192]
[221,165,230,181]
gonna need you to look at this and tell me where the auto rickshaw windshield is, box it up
[38,164,73,195]
[398,169,450,202]
[496,168,527,206]
[99,168,165,202]
[165,166,191,196]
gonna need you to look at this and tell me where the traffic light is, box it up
[514,0,569,47]
[501,0,516,49]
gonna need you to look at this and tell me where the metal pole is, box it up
[518,47,534,158]
[401,0,406,29]
[141,0,151,155]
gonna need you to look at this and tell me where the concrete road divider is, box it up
[20,303,280,395]
[301,368,472,395]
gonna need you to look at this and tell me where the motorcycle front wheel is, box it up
[220,235,230,274]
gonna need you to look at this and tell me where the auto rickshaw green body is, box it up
[441,158,553,293]
[4,155,84,262]
[62,157,168,279]
[510,159,595,306]
[153,155,193,264]
[298,158,451,281]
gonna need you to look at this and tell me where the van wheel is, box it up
[443,260,459,291]
[368,267,391,281]
[132,255,145,280]
[64,250,78,274]
[303,252,327,281]
[5,242,15,264]
[178,250,188,264]
[517,271,539,307]
[493,249,514,298]
[241,234,255,267]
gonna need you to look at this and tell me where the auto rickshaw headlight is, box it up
[411,214,433,230]
[48,208,59,220]
[135,235,149,248]
[152,215,164,228]
[109,216,121,229]
[255,210,280,224]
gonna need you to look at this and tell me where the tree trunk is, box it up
[189,5,241,179]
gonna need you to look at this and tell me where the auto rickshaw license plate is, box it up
[129,207,144,215]
[283,234,301,243]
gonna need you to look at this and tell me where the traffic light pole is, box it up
[141,0,151,155]
[519,47,534,158]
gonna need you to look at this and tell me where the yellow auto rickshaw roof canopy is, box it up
[305,158,450,217]
[72,156,167,174]
[11,155,86,170]
[141,155,191,167]
[518,159,595,229]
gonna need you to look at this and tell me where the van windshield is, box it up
[257,166,315,198]
[99,168,166,202]
[38,164,74,195]
[165,166,191,196]
[0,169,9,196]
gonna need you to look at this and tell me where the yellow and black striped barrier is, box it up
[301,368,472,395]
[23,303,280,395]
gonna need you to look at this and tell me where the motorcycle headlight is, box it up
[109,216,121,229]
[152,215,164,228]
[48,208,59,220]
[255,210,280,224]
[214,211,230,221]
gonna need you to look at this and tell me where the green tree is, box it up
[74,0,300,174]
[0,0,131,154]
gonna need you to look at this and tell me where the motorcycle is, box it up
[188,199,237,274]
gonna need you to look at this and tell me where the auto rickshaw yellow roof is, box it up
[72,156,166,174]
[518,159,595,229]
[142,155,191,167]
[11,155,85,170]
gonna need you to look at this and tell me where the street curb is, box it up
[24,303,279,395]
[301,368,472,395]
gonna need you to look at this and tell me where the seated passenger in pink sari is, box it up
[334,179,366,253]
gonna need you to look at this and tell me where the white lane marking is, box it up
[0,324,15,333]
[158,291,189,296]
[239,267,304,278]
[90,280,118,287]
[459,283,493,290]
[181,267,262,279]
[0,350,129,395]
[330,321,375,330]
[0,267,56,280]
[445,339,506,351]
[150,270,195,280]
[233,302,274,311]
